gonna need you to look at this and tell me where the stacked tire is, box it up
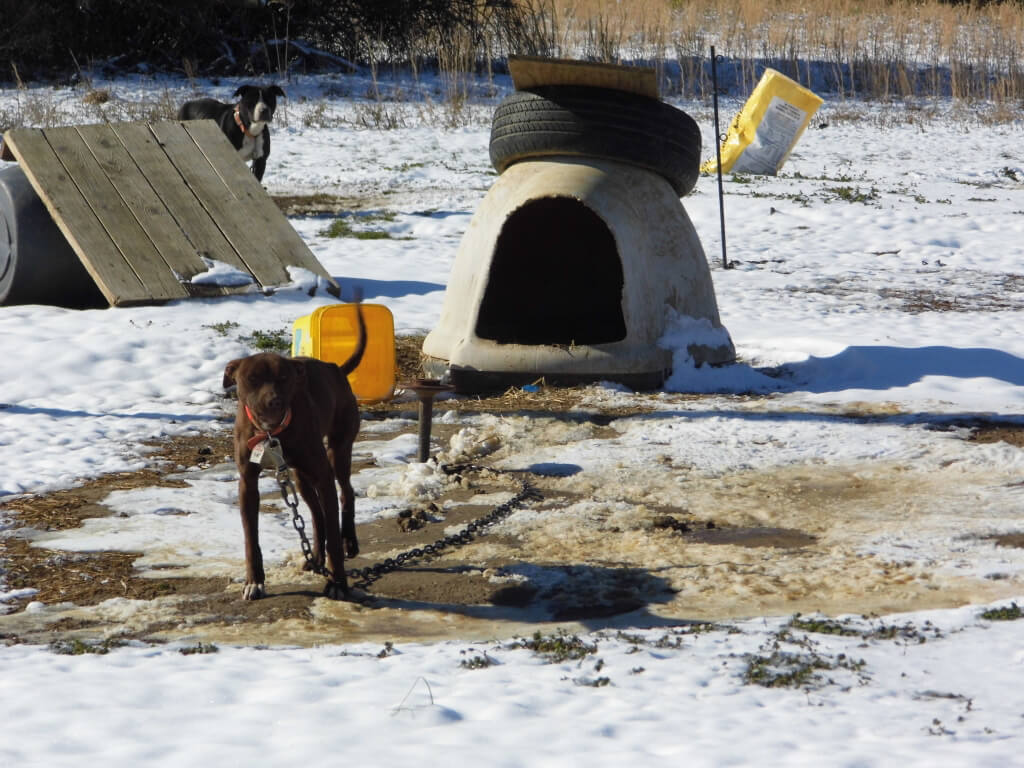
[488,86,702,197]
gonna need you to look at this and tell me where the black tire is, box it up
[489,86,702,197]
[0,165,105,308]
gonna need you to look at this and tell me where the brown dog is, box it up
[222,304,366,600]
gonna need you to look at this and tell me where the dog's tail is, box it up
[337,290,367,378]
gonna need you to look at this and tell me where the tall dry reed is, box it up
[505,0,1024,108]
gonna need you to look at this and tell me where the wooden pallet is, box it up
[2,120,338,306]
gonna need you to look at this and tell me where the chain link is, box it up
[278,467,335,580]
[272,456,543,589]
[345,464,543,588]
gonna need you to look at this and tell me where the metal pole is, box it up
[404,379,454,462]
[416,395,434,463]
[710,46,729,270]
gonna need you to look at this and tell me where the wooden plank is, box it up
[111,122,252,296]
[75,123,221,293]
[182,120,337,287]
[5,119,338,306]
[509,56,659,99]
[3,127,146,305]
[149,120,291,288]
[37,126,188,301]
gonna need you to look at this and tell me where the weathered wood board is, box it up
[2,120,338,306]
[508,56,658,99]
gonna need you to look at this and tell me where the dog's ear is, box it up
[269,85,285,99]
[223,359,243,389]
[233,85,254,99]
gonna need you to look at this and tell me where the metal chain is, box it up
[277,465,334,580]
[271,454,542,589]
[346,463,543,588]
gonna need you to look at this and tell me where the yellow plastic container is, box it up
[292,303,396,403]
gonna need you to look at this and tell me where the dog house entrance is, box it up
[475,196,626,346]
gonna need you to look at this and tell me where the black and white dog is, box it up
[178,85,285,182]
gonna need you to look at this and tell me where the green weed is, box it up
[748,190,812,206]
[321,218,355,238]
[241,329,291,353]
[742,628,868,690]
[574,676,611,687]
[788,613,942,643]
[320,213,404,241]
[49,637,125,655]
[459,652,496,669]
[512,630,597,663]
[206,321,290,354]
[205,321,240,337]
[980,602,1023,621]
[827,185,880,204]
[789,615,863,637]
[179,642,219,655]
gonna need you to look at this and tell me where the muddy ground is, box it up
[1,387,1023,648]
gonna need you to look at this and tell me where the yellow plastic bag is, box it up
[702,69,823,176]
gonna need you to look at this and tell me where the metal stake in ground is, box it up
[403,378,455,462]
[710,45,730,270]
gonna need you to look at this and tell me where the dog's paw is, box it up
[301,556,324,573]
[344,536,359,558]
[323,579,350,601]
[242,582,266,600]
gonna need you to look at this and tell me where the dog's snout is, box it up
[254,101,271,122]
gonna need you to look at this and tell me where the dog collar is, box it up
[245,405,292,451]
[234,106,255,138]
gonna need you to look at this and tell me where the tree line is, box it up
[0,0,536,81]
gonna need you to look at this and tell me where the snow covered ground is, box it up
[1,68,1023,764]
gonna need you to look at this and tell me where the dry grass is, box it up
[515,0,1024,106]
[0,86,180,133]
[3,0,1021,134]
[321,0,1024,128]
[363,333,659,417]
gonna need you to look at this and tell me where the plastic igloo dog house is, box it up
[422,58,734,392]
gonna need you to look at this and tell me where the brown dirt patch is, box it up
[4,396,1023,648]
[0,433,234,614]
[0,388,634,632]
[968,423,1024,448]
[1,433,234,533]
[2,538,224,607]
[987,533,1024,549]
[272,193,389,216]
[366,333,661,417]
[687,526,818,549]
[3,471,178,532]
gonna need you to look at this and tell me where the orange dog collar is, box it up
[234,106,255,138]
[245,405,292,451]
